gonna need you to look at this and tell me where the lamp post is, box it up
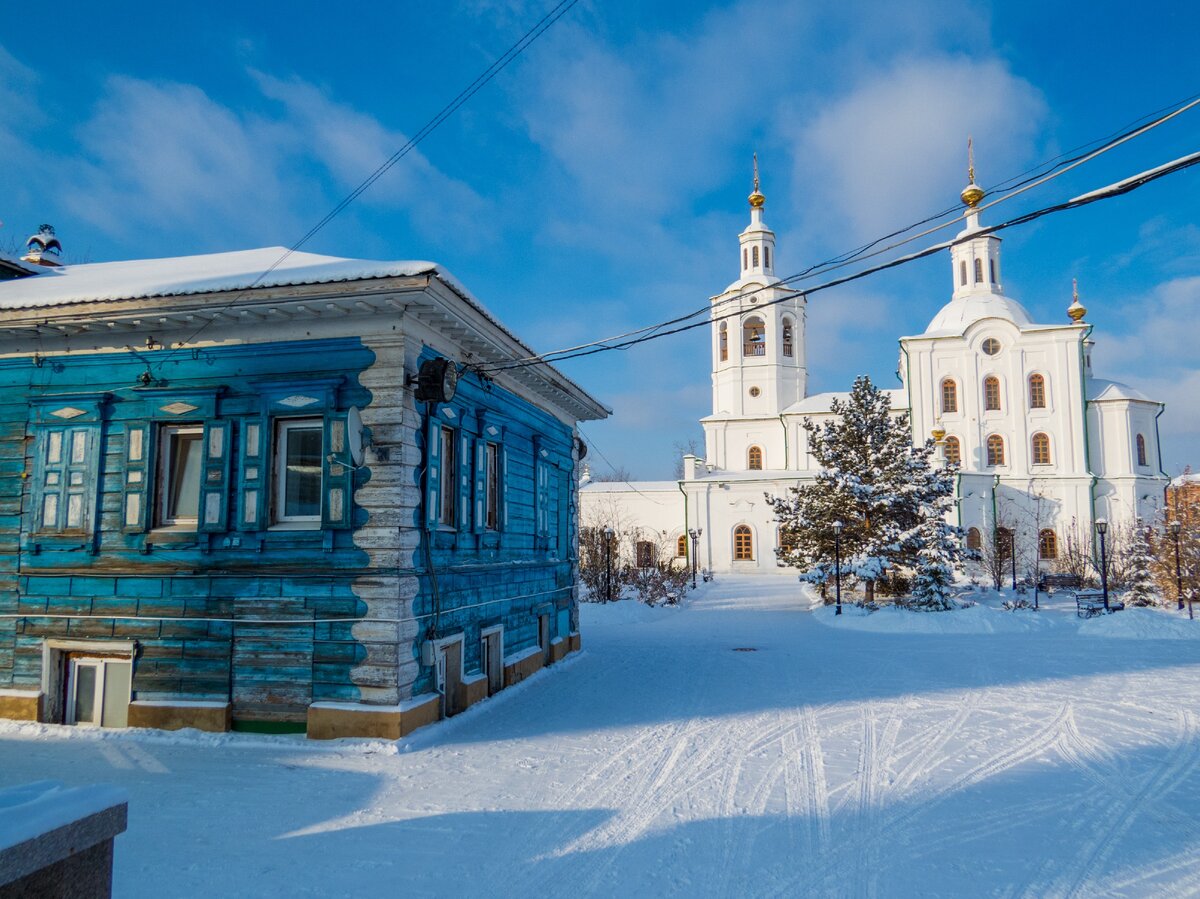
[1169,520,1189,619]
[603,526,614,603]
[688,527,702,589]
[1095,518,1110,612]
[1009,530,1017,592]
[833,520,844,616]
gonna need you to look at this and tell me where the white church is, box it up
[580,161,1168,574]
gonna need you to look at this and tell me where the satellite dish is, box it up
[346,406,366,466]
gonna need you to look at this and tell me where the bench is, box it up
[1073,590,1124,618]
[1040,574,1083,593]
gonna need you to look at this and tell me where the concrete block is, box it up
[127,701,231,733]
[307,693,440,740]
[0,690,41,722]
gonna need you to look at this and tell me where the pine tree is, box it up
[768,375,963,606]
[1126,521,1158,607]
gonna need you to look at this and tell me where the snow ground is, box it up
[2,577,1198,897]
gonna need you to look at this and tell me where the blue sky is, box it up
[1,1,1197,477]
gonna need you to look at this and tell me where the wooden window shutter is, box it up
[458,430,472,531]
[424,412,441,530]
[322,413,353,530]
[198,420,231,533]
[237,418,267,531]
[472,437,487,534]
[499,443,509,531]
[122,424,151,532]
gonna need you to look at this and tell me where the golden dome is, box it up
[960,183,984,208]
[748,151,765,208]
[931,426,947,442]
[1067,278,1087,322]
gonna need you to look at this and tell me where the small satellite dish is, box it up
[346,406,366,466]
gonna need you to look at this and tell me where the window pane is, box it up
[101,662,131,728]
[486,443,499,530]
[168,433,203,521]
[285,426,323,518]
[73,664,97,724]
[439,427,456,526]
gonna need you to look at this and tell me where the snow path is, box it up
[2,577,1199,897]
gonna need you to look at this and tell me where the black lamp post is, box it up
[833,520,844,616]
[688,527,702,589]
[1169,520,1190,619]
[1009,530,1017,591]
[1096,518,1110,612]
[603,526,614,603]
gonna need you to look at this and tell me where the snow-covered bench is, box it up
[1073,590,1123,618]
[1040,574,1083,593]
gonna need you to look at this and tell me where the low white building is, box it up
[581,164,1168,575]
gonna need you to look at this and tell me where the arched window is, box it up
[765,246,771,269]
[997,527,1014,561]
[1136,433,1147,467]
[635,540,656,569]
[1031,432,1051,465]
[989,258,997,283]
[733,525,754,561]
[974,258,984,283]
[782,318,794,357]
[719,322,728,362]
[752,246,760,267]
[1029,374,1046,409]
[986,434,1005,466]
[747,446,763,470]
[960,261,967,286]
[676,534,688,558]
[777,527,792,556]
[742,248,748,271]
[743,317,766,357]
[943,436,961,465]
[941,378,958,413]
[1038,529,1058,560]
[966,527,982,550]
[984,376,1001,411]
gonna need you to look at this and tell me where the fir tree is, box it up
[1126,521,1158,607]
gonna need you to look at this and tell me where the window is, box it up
[743,317,766,357]
[1136,433,1147,467]
[960,261,967,286]
[982,338,1001,356]
[943,436,961,465]
[777,528,793,556]
[997,527,1014,561]
[1032,432,1051,465]
[719,323,728,362]
[764,246,770,269]
[966,527,982,550]
[989,258,996,283]
[941,378,958,413]
[1029,374,1046,409]
[747,446,763,470]
[974,258,983,283]
[485,442,499,529]
[986,434,1005,466]
[782,318,794,358]
[984,376,1001,411]
[156,424,203,527]
[733,525,754,561]
[635,540,656,569]
[275,419,324,523]
[676,534,687,558]
[752,246,760,267]
[742,248,748,271]
[1039,529,1058,560]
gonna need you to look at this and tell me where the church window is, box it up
[1136,433,1147,467]
[984,376,1001,411]
[1032,432,1051,465]
[974,258,984,283]
[960,261,967,287]
[941,379,958,413]
[752,246,760,268]
[733,525,754,561]
[986,434,1005,466]
[635,540,656,569]
[997,527,1014,561]
[966,527,982,551]
[743,248,748,271]
[989,258,997,283]
[747,446,763,470]
[982,338,1001,356]
[677,534,688,558]
[782,318,794,357]
[1039,529,1058,560]
[943,436,961,465]
[719,323,728,362]
[765,246,770,269]
[743,317,766,357]
[1029,374,1046,409]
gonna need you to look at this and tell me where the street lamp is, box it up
[1095,518,1110,612]
[688,527,703,589]
[603,526,615,603]
[1169,520,1189,619]
[1009,530,1017,592]
[833,520,844,616]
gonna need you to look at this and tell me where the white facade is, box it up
[581,172,1168,574]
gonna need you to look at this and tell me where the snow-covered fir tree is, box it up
[768,375,963,606]
[1126,520,1158,607]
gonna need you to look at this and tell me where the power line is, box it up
[151,0,581,372]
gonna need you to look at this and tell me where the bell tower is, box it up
[705,157,807,467]
[950,138,1003,299]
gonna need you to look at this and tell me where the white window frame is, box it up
[274,418,324,525]
[156,423,204,528]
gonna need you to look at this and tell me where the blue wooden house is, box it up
[0,234,607,738]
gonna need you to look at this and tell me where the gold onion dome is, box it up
[1067,278,1087,322]
[748,152,765,208]
[961,136,984,208]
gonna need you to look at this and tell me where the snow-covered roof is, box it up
[923,291,1034,336]
[1087,378,1156,403]
[581,480,682,493]
[1170,472,1200,488]
[784,388,908,415]
[0,247,439,310]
